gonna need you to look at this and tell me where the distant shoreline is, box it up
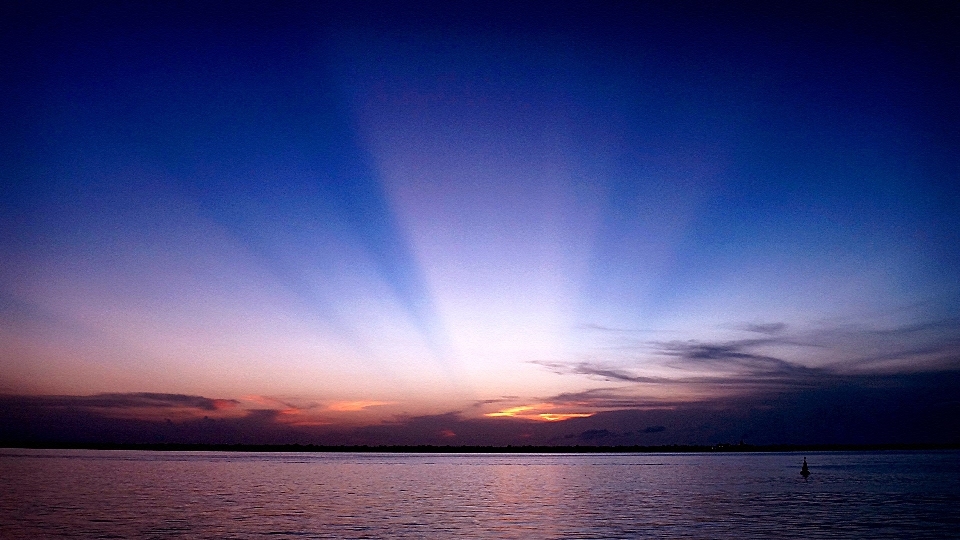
[3,442,958,453]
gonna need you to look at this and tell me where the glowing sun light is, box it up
[484,403,592,422]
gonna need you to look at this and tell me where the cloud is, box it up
[742,322,787,334]
[577,323,664,334]
[537,318,960,400]
[484,402,594,422]
[809,319,960,373]
[4,393,240,413]
[327,401,394,412]
[579,323,631,332]
[531,360,668,383]
[535,354,830,398]
[3,372,960,447]
[653,339,820,381]
[0,393,298,445]
[241,396,394,426]
[547,387,685,410]
[470,397,520,408]
[240,395,324,424]
[3,315,959,447]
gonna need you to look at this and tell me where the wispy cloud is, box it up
[0,392,244,423]
[653,339,820,381]
[470,396,520,408]
[534,316,960,420]
[531,360,669,383]
[242,395,303,410]
[15,393,239,412]
[741,322,787,334]
[547,387,688,410]
[534,350,829,393]
[131,393,236,410]
[806,318,960,373]
[535,318,960,406]
[576,323,668,334]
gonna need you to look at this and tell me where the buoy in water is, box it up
[801,457,810,477]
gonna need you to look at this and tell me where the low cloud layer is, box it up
[3,370,959,447]
[2,318,958,448]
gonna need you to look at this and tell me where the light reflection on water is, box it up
[2,449,959,539]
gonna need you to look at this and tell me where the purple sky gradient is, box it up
[2,1,959,445]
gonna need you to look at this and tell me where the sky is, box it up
[2,1,959,446]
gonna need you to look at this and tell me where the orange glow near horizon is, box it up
[536,413,593,421]
[485,404,541,418]
[275,412,333,427]
[327,400,394,412]
[241,398,397,426]
[484,403,593,422]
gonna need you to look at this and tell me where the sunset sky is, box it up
[2,1,959,446]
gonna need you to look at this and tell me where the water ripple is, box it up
[2,450,959,539]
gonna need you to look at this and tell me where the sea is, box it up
[2,449,959,539]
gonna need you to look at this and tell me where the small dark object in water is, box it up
[801,457,810,477]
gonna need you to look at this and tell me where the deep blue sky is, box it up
[2,1,959,445]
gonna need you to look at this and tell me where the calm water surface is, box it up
[2,449,959,539]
